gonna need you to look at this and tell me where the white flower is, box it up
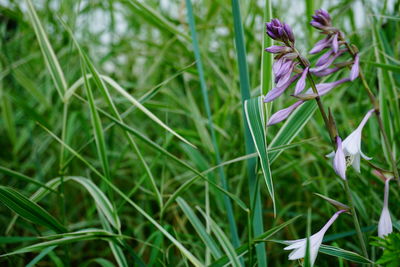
[378,178,393,238]
[284,210,345,266]
[327,109,374,173]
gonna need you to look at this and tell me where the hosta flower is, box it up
[327,109,374,172]
[350,53,360,81]
[284,210,346,266]
[333,136,346,180]
[266,19,295,45]
[378,177,393,238]
[267,100,304,126]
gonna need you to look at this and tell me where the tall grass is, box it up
[0,0,399,266]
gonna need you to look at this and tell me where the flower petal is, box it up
[309,37,331,54]
[378,208,393,238]
[351,153,361,173]
[350,53,360,81]
[267,101,304,126]
[333,136,346,180]
[331,33,339,53]
[264,74,301,102]
[294,67,309,95]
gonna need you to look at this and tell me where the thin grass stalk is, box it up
[231,0,266,265]
[185,0,241,252]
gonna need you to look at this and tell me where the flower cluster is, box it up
[263,15,355,126]
[264,9,395,266]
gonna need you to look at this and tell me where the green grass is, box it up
[0,0,399,266]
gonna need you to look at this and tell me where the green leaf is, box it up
[25,0,67,99]
[245,96,275,213]
[0,186,66,233]
[177,197,222,259]
[319,244,373,264]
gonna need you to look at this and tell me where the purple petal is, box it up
[272,58,284,75]
[331,34,339,54]
[316,49,333,66]
[333,136,346,180]
[350,54,360,81]
[276,62,295,87]
[310,21,324,29]
[267,101,304,126]
[304,77,350,96]
[265,45,288,54]
[267,30,278,40]
[294,67,309,95]
[283,23,295,42]
[310,67,340,77]
[264,74,301,103]
[309,37,331,54]
[310,49,346,73]
[275,60,292,81]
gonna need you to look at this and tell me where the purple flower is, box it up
[267,101,304,126]
[284,210,346,266]
[333,136,346,180]
[264,74,301,103]
[265,45,291,54]
[266,19,295,45]
[316,50,333,66]
[310,49,346,73]
[310,67,340,77]
[350,53,360,81]
[378,177,393,237]
[294,67,309,95]
[331,33,339,53]
[310,9,332,31]
[304,77,350,96]
[310,36,332,54]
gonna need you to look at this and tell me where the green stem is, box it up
[344,180,369,259]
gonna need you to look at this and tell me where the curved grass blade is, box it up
[177,197,222,259]
[0,166,56,192]
[38,125,204,266]
[25,0,67,99]
[1,229,123,257]
[0,186,66,233]
[231,0,264,265]
[185,0,240,251]
[197,208,241,267]
[245,96,275,213]
[319,245,373,264]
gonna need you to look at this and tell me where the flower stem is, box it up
[344,180,369,259]
[343,41,400,185]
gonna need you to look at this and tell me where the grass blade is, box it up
[0,186,66,233]
[245,96,275,212]
[185,0,240,251]
[231,0,266,265]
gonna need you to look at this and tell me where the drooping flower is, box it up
[327,109,374,172]
[333,136,346,180]
[267,101,304,126]
[284,210,346,266]
[378,177,393,238]
[264,74,301,103]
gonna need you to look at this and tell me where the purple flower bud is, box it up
[333,136,346,180]
[310,49,346,73]
[350,53,360,81]
[272,57,284,75]
[275,59,292,82]
[304,78,350,96]
[294,67,309,95]
[310,67,340,77]
[267,101,304,126]
[310,37,331,54]
[264,74,301,103]
[265,45,290,54]
[310,9,332,30]
[316,50,333,66]
[283,23,295,43]
[331,33,339,54]
[276,61,296,87]
[265,19,295,44]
